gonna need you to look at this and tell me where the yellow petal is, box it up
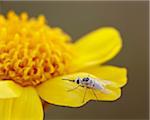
[37,73,90,107]
[0,80,23,99]
[72,27,122,70]
[81,65,127,87]
[37,72,121,107]
[37,73,94,107]
[0,87,43,120]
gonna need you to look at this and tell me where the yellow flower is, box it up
[0,11,127,120]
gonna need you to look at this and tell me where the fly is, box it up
[62,76,111,103]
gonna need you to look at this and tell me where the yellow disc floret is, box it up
[0,11,73,87]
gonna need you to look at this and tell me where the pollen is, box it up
[0,11,73,87]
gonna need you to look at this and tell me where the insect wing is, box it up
[100,88,112,94]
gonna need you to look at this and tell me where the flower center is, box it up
[0,11,73,87]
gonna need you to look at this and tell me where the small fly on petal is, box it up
[62,76,112,102]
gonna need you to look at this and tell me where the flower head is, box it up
[0,11,127,120]
[0,11,73,87]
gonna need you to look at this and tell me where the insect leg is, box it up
[82,87,87,103]
[67,85,80,92]
[91,89,98,101]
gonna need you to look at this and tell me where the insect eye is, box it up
[86,77,89,81]
[76,79,80,84]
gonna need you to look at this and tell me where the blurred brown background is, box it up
[0,1,149,120]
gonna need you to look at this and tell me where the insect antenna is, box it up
[82,87,87,103]
[62,78,75,82]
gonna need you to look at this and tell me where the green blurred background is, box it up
[0,1,149,120]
